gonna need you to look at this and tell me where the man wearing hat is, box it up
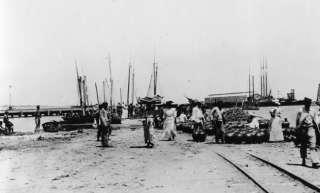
[296,97,320,168]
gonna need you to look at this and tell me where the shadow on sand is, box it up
[287,163,314,169]
[130,145,153,149]
[96,145,115,148]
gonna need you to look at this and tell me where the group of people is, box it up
[0,105,41,135]
[142,100,226,147]
[142,97,320,169]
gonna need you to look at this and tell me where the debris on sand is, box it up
[52,174,70,181]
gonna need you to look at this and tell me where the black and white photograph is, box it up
[1,0,320,192]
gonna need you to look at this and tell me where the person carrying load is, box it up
[211,101,225,144]
[190,101,206,142]
[296,97,320,168]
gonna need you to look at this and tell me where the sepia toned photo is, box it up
[1,0,320,192]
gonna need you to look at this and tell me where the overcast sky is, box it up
[1,0,320,106]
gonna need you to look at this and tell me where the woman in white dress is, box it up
[162,101,177,141]
[268,108,284,142]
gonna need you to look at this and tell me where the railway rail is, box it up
[216,151,320,193]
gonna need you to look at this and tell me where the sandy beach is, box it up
[1,118,320,193]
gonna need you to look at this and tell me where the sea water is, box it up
[5,116,63,133]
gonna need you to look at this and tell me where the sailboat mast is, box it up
[108,54,113,107]
[75,61,83,107]
[127,63,131,105]
[265,58,268,97]
[103,81,106,102]
[252,75,255,103]
[131,67,135,104]
[153,56,157,96]
[249,71,251,100]
[95,82,100,105]
[262,58,265,97]
[317,83,320,103]
[260,63,263,97]
[120,88,123,104]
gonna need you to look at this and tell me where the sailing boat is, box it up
[138,57,163,104]
[43,62,94,132]
[61,63,94,124]
[316,84,320,105]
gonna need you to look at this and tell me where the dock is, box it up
[0,107,86,118]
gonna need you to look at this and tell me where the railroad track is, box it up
[216,151,320,193]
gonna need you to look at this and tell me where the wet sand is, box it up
[1,119,320,193]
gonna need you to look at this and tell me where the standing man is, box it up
[95,105,101,141]
[190,101,206,142]
[128,104,132,118]
[99,102,111,147]
[34,105,41,133]
[212,101,225,144]
[116,103,123,119]
[296,97,320,168]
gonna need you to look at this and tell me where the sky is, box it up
[1,0,320,106]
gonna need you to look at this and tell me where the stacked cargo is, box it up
[224,120,269,144]
[223,107,250,122]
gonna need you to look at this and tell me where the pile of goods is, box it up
[111,112,121,124]
[177,121,214,135]
[223,107,250,122]
[224,120,269,144]
[283,127,296,142]
[176,121,194,133]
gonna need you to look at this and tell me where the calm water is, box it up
[5,116,63,133]
[3,105,319,133]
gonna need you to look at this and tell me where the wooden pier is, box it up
[0,107,87,118]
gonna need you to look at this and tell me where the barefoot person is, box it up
[211,101,225,143]
[190,101,206,142]
[34,105,41,133]
[143,103,155,148]
[296,97,320,168]
[99,102,111,147]
[268,108,284,142]
[162,101,177,141]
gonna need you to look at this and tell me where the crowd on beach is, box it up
[2,97,320,169]
[119,97,320,169]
